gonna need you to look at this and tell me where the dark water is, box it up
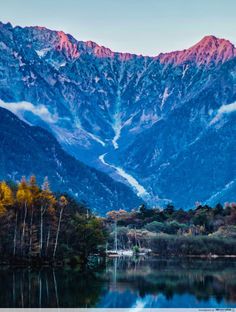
[0,257,236,308]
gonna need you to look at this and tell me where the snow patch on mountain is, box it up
[160,87,170,110]
[210,102,236,125]
[87,132,106,147]
[115,167,148,197]
[35,48,51,58]
[182,64,189,78]
[206,180,235,204]
[140,111,159,123]
[53,125,104,149]
[112,85,122,149]
[112,122,121,149]
[99,153,148,197]
[218,102,236,114]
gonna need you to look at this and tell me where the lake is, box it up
[0,257,236,308]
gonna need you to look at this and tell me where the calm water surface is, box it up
[0,257,236,308]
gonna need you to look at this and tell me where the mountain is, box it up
[0,107,142,214]
[0,21,235,208]
[158,35,236,66]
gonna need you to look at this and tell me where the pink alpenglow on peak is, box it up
[158,35,236,66]
[85,40,136,60]
[56,31,80,59]
[14,20,236,66]
[119,53,136,61]
[86,41,115,58]
[34,26,47,31]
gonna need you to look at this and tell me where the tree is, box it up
[0,182,14,254]
[27,176,40,256]
[0,176,109,263]
[39,177,57,257]
[164,203,175,215]
[227,204,236,225]
[0,201,5,216]
[214,203,224,216]
[53,196,68,258]
[70,214,107,262]
[106,210,128,251]
[16,177,32,255]
[0,181,14,214]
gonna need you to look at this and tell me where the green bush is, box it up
[145,221,187,234]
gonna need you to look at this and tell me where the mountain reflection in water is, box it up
[0,257,236,308]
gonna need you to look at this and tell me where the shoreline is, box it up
[150,253,236,258]
[0,254,236,268]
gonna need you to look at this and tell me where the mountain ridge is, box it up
[0,21,235,208]
[1,21,235,63]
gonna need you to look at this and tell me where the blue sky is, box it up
[1,0,236,55]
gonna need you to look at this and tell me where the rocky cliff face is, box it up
[0,21,235,208]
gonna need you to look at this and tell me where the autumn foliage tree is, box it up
[0,176,107,263]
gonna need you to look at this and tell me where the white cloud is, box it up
[210,102,236,125]
[0,100,58,123]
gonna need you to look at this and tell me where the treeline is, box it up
[0,176,107,264]
[1,175,235,261]
[105,203,236,256]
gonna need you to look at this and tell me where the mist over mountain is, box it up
[0,21,235,208]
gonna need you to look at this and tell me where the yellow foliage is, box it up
[59,196,68,207]
[0,181,14,208]
[0,202,6,216]
[16,178,33,206]
[40,188,57,209]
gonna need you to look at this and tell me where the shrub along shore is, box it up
[105,203,236,257]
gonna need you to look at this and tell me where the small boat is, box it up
[134,248,152,256]
[121,250,133,256]
[107,253,120,258]
[106,250,133,257]
[136,252,146,256]
[106,250,119,258]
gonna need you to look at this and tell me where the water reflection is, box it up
[97,257,236,308]
[0,258,235,308]
[0,267,105,308]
